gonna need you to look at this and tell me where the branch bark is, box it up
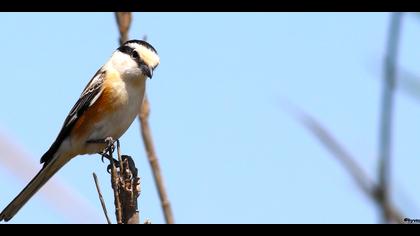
[139,97,175,224]
[109,148,123,224]
[100,139,140,224]
[114,11,175,224]
[115,12,132,45]
[112,12,142,224]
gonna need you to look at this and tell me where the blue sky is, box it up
[0,13,420,224]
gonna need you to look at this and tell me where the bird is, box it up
[0,39,160,222]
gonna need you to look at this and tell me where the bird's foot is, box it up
[88,137,117,159]
[89,138,135,176]
[89,137,121,173]
[99,153,120,173]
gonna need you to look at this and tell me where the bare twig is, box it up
[98,139,140,224]
[113,11,142,225]
[108,145,123,224]
[115,12,132,45]
[282,101,404,223]
[117,139,123,169]
[119,156,140,224]
[378,12,403,223]
[115,11,174,224]
[117,141,140,224]
[139,98,174,224]
[92,172,112,224]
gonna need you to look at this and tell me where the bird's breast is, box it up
[71,72,146,154]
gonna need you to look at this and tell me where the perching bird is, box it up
[0,39,159,222]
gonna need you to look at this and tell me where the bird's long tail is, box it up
[0,154,70,222]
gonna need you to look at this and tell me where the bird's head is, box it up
[111,39,160,79]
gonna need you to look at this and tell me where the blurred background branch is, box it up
[115,12,131,45]
[283,101,404,223]
[1,12,417,224]
[0,133,101,223]
[284,12,408,224]
[378,12,403,223]
[397,67,420,102]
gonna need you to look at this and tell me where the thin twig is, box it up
[378,12,403,223]
[115,12,132,45]
[115,12,141,224]
[282,101,404,223]
[115,11,174,224]
[116,140,123,171]
[92,172,112,224]
[139,97,175,224]
[108,146,123,224]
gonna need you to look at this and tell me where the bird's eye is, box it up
[132,51,139,59]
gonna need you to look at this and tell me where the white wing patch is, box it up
[65,70,105,126]
[89,92,102,107]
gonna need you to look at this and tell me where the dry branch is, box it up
[283,101,404,223]
[115,12,132,45]
[99,139,140,224]
[139,97,175,224]
[115,11,175,224]
[92,172,112,224]
[0,135,100,223]
[378,12,403,223]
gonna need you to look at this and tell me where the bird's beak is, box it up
[142,65,153,79]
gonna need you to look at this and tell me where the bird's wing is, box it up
[40,69,106,165]
[0,69,107,222]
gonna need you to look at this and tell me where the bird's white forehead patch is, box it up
[128,43,160,68]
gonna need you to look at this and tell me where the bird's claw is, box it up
[88,137,117,154]
[92,138,136,176]
[107,161,120,174]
